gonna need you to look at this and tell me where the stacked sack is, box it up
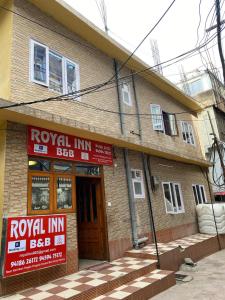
[196,203,225,234]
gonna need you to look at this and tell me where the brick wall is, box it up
[8,0,205,162]
[149,156,211,232]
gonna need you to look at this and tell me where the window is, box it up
[162,112,178,136]
[162,182,184,214]
[30,40,80,94]
[131,169,145,198]
[181,121,195,145]
[192,184,207,205]
[150,104,178,136]
[28,158,75,214]
[150,104,164,131]
[121,83,132,106]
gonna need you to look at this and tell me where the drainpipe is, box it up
[123,148,139,248]
[131,72,142,140]
[113,59,125,135]
[142,153,160,268]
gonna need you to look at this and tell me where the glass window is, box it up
[76,164,100,176]
[189,79,203,95]
[49,52,63,93]
[192,184,207,204]
[150,104,164,131]
[169,114,178,135]
[163,183,173,213]
[56,177,72,209]
[31,175,50,210]
[181,121,195,145]
[30,40,80,95]
[33,42,47,84]
[162,182,184,214]
[131,169,145,198]
[122,83,132,106]
[29,159,50,171]
[28,158,75,214]
[66,60,77,93]
[53,161,73,173]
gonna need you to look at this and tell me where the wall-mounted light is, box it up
[28,160,37,166]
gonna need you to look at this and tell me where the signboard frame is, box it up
[1,214,67,278]
[27,126,113,166]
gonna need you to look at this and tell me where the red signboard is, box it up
[3,215,66,277]
[27,126,113,166]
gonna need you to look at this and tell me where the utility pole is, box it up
[215,0,225,84]
[207,111,225,183]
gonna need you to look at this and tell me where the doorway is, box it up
[76,176,108,262]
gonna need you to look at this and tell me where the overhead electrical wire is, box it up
[0,25,223,113]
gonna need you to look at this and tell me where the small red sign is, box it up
[27,126,113,166]
[3,215,66,277]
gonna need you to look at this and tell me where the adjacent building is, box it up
[0,0,211,294]
[178,69,225,200]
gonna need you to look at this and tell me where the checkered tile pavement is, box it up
[126,233,215,256]
[1,257,157,300]
[93,269,173,300]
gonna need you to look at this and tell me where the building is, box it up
[0,0,214,296]
[178,69,225,201]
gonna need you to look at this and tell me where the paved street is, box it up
[152,249,225,300]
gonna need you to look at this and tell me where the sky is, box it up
[64,0,224,84]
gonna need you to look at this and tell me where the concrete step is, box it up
[125,234,219,271]
[2,257,157,300]
[93,269,175,300]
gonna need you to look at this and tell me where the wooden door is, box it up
[76,177,107,260]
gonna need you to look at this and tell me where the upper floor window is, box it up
[30,40,80,95]
[122,83,132,106]
[192,184,207,205]
[150,104,178,136]
[181,121,195,145]
[131,169,145,198]
[150,104,164,131]
[162,182,184,214]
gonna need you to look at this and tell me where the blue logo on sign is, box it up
[15,242,20,248]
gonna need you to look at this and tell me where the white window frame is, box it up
[65,58,80,95]
[181,121,195,145]
[30,39,80,95]
[30,40,49,86]
[121,83,132,106]
[192,184,207,205]
[150,104,164,132]
[131,169,145,199]
[162,182,185,214]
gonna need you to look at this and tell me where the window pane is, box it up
[151,105,164,131]
[49,52,63,93]
[169,114,177,135]
[53,161,72,173]
[56,177,72,209]
[122,84,131,105]
[163,183,173,212]
[193,186,198,205]
[188,124,195,145]
[200,186,206,203]
[33,43,47,83]
[196,185,201,204]
[170,183,177,211]
[31,176,50,210]
[175,184,182,210]
[29,159,50,171]
[66,61,76,93]
[76,164,100,176]
[134,181,142,195]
